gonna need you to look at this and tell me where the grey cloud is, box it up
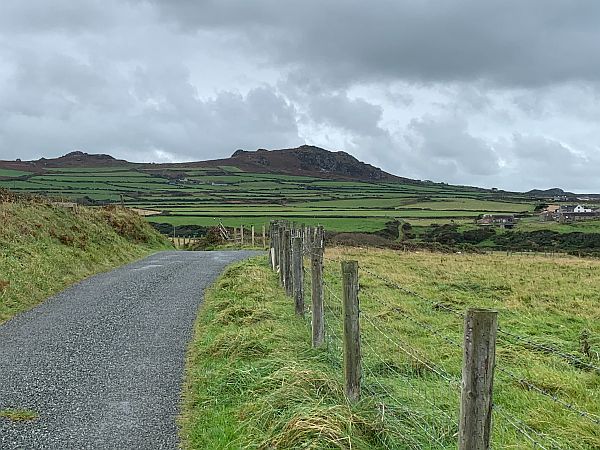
[405,115,500,178]
[0,49,300,161]
[147,0,600,88]
[502,134,593,188]
[0,0,123,33]
[308,94,384,137]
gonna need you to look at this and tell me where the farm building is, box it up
[476,214,516,228]
[557,205,599,222]
[540,204,599,222]
[539,204,560,221]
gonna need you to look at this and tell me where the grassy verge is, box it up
[0,191,172,323]
[182,249,600,449]
[180,257,408,449]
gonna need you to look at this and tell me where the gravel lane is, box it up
[0,250,260,449]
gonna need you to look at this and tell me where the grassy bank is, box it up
[182,249,599,449]
[180,257,402,449]
[0,191,171,323]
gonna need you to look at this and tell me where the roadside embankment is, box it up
[0,190,172,323]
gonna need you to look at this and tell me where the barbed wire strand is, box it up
[495,366,600,426]
[362,361,449,449]
[361,333,456,424]
[361,312,460,387]
[358,261,599,375]
[492,403,565,450]
[360,290,463,350]
[359,266,464,318]
[497,328,600,375]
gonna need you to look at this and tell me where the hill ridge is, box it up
[0,145,405,182]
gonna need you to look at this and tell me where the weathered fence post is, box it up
[459,308,498,450]
[283,229,292,295]
[292,237,304,316]
[240,225,244,246]
[270,223,277,270]
[305,226,312,255]
[316,225,324,249]
[279,225,286,285]
[251,225,255,247]
[311,242,324,347]
[262,224,266,249]
[342,260,361,402]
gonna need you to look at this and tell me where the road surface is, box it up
[0,250,260,449]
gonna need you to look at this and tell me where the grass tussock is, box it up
[0,190,171,323]
[0,409,39,422]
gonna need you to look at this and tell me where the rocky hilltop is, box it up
[0,151,129,171]
[220,145,401,181]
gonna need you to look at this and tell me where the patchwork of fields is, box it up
[4,163,600,242]
[0,164,545,233]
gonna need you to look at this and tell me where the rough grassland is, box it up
[0,194,171,324]
[182,250,599,449]
[180,258,404,449]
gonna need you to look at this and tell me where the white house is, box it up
[574,204,593,213]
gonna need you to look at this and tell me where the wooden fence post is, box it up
[284,229,293,296]
[311,243,324,347]
[262,224,266,249]
[240,225,244,246]
[292,237,304,316]
[270,223,277,270]
[459,308,498,450]
[342,260,361,402]
[278,226,285,285]
[316,225,324,249]
[251,225,255,247]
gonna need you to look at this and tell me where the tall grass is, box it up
[180,259,415,449]
[0,190,171,323]
[182,249,600,449]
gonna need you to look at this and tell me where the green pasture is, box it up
[0,163,553,235]
[46,166,132,172]
[0,168,32,177]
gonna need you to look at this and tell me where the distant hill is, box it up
[183,145,407,182]
[3,147,588,194]
[526,188,576,198]
[0,146,409,182]
[0,151,129,172]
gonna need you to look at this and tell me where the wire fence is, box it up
[268,221,599,449]
[356,263,600,447]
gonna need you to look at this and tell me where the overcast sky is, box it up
[1,1,599,192]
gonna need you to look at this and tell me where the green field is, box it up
[0,163,550,233]
[4,162,600,239]
[0,168,32,178]
[181,250,600,449]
